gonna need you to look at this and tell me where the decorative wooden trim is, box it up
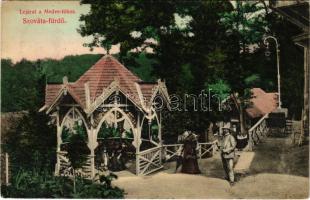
[46,86,86,114]
[59,107,90,147]
[94,107,136,141]
[87,81,143,115]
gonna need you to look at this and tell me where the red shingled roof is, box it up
[246,88,278,118]
[45,84,62,106]
[76,55,141,102]
[44,55,167,113]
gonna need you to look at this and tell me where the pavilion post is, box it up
[158,111,162,162]
[90,149,95,179]
[89,115,96,179]
[55,108,61,176]
[136,112,141,176]
[158,111,162,145]
[89,133,96,179]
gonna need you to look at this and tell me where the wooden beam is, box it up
[84,82,91,110]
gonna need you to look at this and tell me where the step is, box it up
[234,151,255,174]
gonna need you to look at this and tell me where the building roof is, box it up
[246,88,278,118]
[44,55,169,114]
[272,1,309,31]
[76,55,142,102]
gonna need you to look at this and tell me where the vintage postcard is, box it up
[1,0,309,199]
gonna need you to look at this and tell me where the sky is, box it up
[1,1,119,62]
[1,1,269,62]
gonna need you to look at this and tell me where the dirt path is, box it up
[114,172,308,199]
[114,137,309,198]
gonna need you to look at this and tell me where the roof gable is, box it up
[43,55,169,114]
[76,55,141,101]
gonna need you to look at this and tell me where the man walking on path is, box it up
[218,125,237,185]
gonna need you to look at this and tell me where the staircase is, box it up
[285,120,293,135]
[248,113,270,151]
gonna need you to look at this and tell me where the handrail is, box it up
[249,113,269,132]
[163,140,218,160]
[248,113,269,151]
[162,144,183,147]
[163,141,217,147]
[138,146,162,155]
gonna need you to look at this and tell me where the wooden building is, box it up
[271,0,309,141]
[40,55,170,177]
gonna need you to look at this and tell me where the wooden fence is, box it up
[1,153,10,185]
[136,146,163,176]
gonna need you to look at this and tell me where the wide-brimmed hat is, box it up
[221,124,232,131]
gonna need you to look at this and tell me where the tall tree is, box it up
[78,0,236,138]
[219,0,269,133]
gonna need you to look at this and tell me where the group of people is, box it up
[174,124,246,186]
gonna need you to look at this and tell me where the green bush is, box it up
[1,169,72,198]
[73,174,124,198]
[1,169,124,198]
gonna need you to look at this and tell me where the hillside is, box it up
[1,53,155,112]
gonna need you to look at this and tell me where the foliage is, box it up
[124,130,134,139]
[1,0,305,147]
[62,121,88,143]
[65,124,90,193]
[66,133,89,171]
[1,169,124,198]
[1,169,72,198]
[125,52,157,82]
[62,127,72,143]
[1,59,42,112]
[97,123,135,139]
[207,79,231,101]
[41,54,103,83]
[2,110,56,174]
[97,125,121,139]
[74,173,124,198]
[1,53,154,113]
[220,1,268,51]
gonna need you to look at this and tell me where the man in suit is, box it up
[218,126,237,185]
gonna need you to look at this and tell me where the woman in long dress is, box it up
[181,133,201,174]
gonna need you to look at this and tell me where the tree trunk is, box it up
[73,169,76,194]
[232,93,247,135]
[239,106,247,135]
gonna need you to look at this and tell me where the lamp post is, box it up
[264,36,282,109]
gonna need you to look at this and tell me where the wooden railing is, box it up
[162,144,184,161]
[136,146,163,176]
[248,113,269,151]
[163,140,218,161]
[197,141,217,159]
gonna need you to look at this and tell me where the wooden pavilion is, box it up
[40,55,170,177]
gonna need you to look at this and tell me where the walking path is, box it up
[114,137,309,198]
[234,151,255,173]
